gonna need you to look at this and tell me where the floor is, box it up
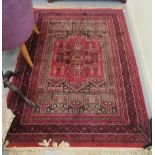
[2,1,152,155]
[32,0,123,8]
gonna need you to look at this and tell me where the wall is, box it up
[126,0,152,114]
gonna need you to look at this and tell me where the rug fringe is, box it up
[33,6,125,10]
[3,147,151,155]
[2,92,15,144]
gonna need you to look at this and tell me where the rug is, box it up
[6,9,150,147]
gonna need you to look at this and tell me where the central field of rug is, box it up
[6,9,150,147]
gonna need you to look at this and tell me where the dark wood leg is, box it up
[48,0,53,2]
[121,0,127,3]
[3,70,38,108]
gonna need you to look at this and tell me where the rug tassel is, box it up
[3,147,150,155]
[34,6,125,10]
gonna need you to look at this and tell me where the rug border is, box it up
[5,8,150,148]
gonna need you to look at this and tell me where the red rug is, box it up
[6,9,150,147]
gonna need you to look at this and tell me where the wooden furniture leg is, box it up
[34,25,40,35]
[121,0,127,3]
[48,0,53,2]
[20,43,34,67]
[19,25,40,67]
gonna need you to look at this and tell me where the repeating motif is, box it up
[33,19,118,115]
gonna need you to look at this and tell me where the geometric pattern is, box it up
[6,9,150,147]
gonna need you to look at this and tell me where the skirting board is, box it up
[124,6,152,118]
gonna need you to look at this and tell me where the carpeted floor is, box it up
[5,9,150,148]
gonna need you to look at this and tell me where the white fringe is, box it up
[33,6,125,10]
[2,92,15,144]
[3,147,151,155]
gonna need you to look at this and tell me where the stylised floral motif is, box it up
[38,139,70,148]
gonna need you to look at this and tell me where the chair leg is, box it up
[33,25,40,35]
[19,43,34,67]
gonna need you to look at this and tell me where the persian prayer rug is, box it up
[6,9,150,147]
